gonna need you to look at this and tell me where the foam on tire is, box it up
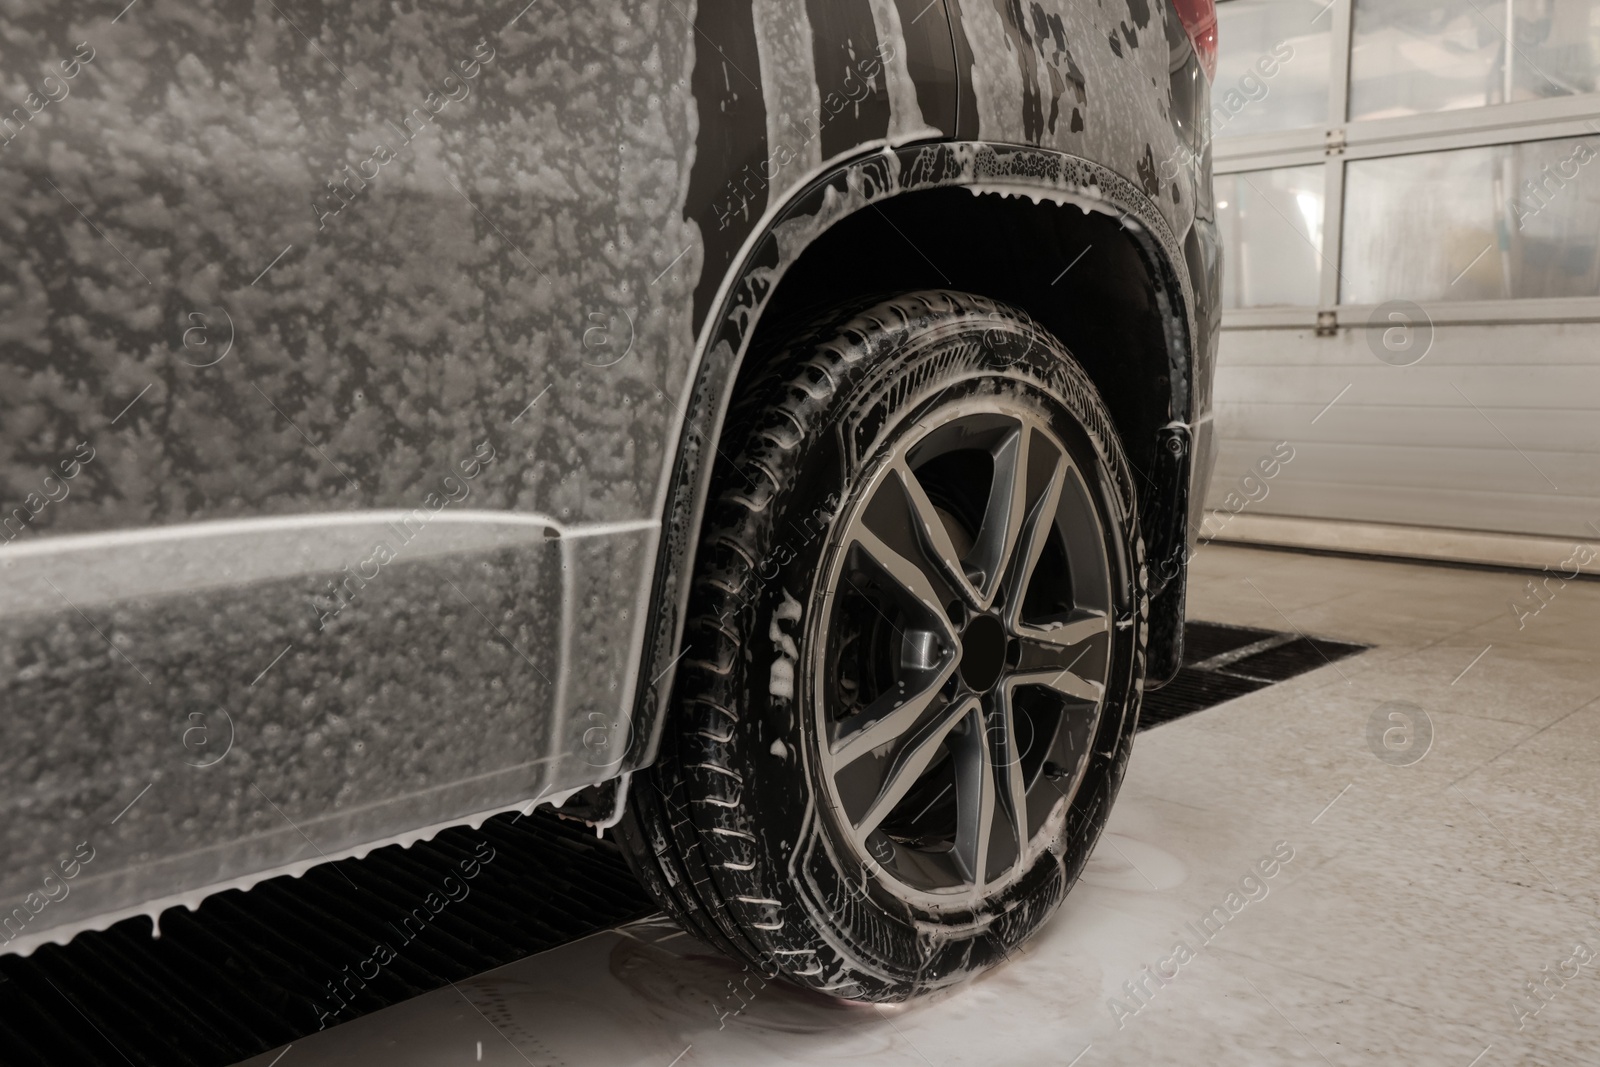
[621,291,1148,1002]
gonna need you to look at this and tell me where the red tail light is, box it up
[1172,0,1218,82]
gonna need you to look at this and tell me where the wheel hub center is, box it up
[958,614,1007,692]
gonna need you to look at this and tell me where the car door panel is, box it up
[0,1,697,953]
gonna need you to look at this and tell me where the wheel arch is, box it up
[625,140,1204,773]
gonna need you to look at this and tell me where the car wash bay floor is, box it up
[242,545,1600,1067]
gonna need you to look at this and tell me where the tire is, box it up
[621,290,1148,1001]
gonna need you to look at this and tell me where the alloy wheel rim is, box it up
[811,398,1114,907]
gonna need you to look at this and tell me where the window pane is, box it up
[1350,0,1600,121]
[1213,0,1334,137]
[1217,166,1327,307]
[1341,136,1600,302]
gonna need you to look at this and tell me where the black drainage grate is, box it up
[1138,621,1369,731]
[0,808,654,1067]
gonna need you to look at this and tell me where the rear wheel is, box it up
[622,290,1147,1001]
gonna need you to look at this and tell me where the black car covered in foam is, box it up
[0,0,1218,999]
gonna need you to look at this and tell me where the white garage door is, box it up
[1207,0,1600,549]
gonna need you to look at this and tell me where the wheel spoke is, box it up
[1006,665,1104,703]
[988,687,1032,864]
[852,474,962,633]
[965,424,1029,608]
[1002,444,1067,629]
[950,699,995,887]
[1017,609,1109,650]
[853,693,973,841]
[831,655,958,768]
[895,461,982,607]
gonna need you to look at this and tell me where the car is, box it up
[0,0,1218,1003]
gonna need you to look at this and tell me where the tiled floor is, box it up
[242,546,1600,1067]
